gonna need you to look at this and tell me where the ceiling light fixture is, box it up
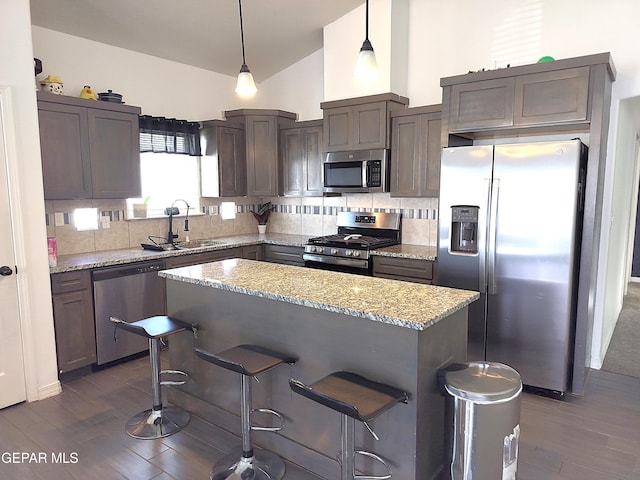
[354,0,379,80]
[235,0,257,97]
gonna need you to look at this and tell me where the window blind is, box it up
[139,115,201,156]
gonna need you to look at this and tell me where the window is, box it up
[128,115,202,218]
[128,153,201,217]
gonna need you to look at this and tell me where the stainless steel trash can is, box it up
[442,362,522,480]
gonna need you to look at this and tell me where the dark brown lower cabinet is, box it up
[372,256,436,284]
[51,271,96,374]
[263,244,305,266]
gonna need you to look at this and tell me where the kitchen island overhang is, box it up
[160,259,478,480]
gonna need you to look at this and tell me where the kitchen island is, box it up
[160,259,477,480]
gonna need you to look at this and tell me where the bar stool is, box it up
[110,315,197,439]
[195,344,296,480]
[289,371,408,480]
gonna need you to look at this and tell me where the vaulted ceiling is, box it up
[30,0,365,83]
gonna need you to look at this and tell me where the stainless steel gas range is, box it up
[303,211,401,275]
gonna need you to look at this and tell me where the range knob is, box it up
[331,248,338,255]
[352,250,361,257]
[345,250,352,256]
[314,246,324,254]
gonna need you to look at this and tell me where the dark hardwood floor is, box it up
[0,353,638,479]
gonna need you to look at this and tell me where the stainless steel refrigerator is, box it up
[438,140,586,393]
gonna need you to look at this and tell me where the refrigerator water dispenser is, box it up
[451,205,479,254]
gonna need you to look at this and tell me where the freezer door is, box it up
[487,140,583,392]
[438,145,493,360]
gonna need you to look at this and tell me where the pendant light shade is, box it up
[235,0,257,97]
[354,0,379,80]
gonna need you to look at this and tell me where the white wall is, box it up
[1,0,60,400]
[32,26,251,121]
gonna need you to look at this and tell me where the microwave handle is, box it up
[362,160,368,187]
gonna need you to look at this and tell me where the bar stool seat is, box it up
[196,345,296,480]
[110,315,197,439]
[290,371,408,480]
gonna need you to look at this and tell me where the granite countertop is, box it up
[160,258,477,331]
[50,233,309,273]
[50,233,438,274]
[373,244,437,260]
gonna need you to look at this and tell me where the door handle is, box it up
[0,265,14,276]
[488,178,500,295]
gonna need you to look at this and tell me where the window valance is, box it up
[139,115,201,156]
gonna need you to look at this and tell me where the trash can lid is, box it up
[444,362,522,404]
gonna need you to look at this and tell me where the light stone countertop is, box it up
[50,233,438,274]
[160,258,477,331]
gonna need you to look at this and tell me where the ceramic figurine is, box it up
[79,85,97,100]
[40,75,63,95]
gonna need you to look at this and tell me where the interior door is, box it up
[0,88,27,408]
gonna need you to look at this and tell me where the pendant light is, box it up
[235,0,257,97]
[354,0,379,80]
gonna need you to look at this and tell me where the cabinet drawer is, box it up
[51,270,91,294]
[514,67,590,125]
[372,256,434,284]
[263,245,304,266]
[164,248,241,268]
[449,78,515,132]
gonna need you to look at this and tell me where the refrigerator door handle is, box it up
[488,178,500,294]
[478,178,491,293]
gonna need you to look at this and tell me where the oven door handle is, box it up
[303,254,369,269]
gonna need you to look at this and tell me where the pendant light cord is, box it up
[238,0,247,65]
[365,0,369,41]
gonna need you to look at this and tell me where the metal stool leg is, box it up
[125,338,191,439]
[211,374,286,480]
[341,414,356,480]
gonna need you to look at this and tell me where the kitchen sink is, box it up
[174,240,226,249]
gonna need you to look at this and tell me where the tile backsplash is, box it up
[44,194,438,256]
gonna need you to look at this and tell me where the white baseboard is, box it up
[36,380,62,401]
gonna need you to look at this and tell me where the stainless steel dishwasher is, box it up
[92,260,166,365]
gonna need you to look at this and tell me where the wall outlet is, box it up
[100,215,110,229]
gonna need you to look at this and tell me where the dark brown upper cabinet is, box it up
[390,105,441,197]
[224,109,297,197]
[279,120,323,197]
[440,53,613,142]
[200,120,246,197]
[321,93,409,152]
[37,92,141,200]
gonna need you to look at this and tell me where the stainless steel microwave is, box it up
[323,149,389,194]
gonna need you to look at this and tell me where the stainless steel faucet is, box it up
[165,199,190,245]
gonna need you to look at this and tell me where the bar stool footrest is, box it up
[251,407,285,432]
[160,369,189,386]
[351,449,392,480]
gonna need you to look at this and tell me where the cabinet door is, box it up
[449,78,515,132]
[219,126,247,196]
[263,245,304,266]
[372,256,434,284]
[51,270,96,374]
[514,67,590,125]
[353,101,387,149]
[391,114,422,197]
[38,103,92,199]
[391,112,441,197]
[164,247,242,268]
[424,116,442,196]
[323,106,352,152]
[246,116,279,196]
[280,128,305,196]
[87,109,141,198]
[303,126,323,196]
[242,244,264,260]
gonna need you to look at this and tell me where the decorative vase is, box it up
[258,224,267,235]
